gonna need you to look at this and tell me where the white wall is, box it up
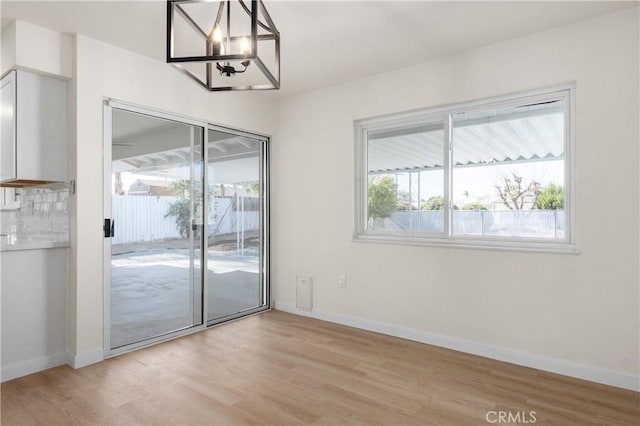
[1,20,72,78]
[70,34,276,365]
[272,8,639,390]
[1,21,16,75]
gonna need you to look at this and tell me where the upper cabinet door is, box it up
[0,70,67,185]
[1,71,17,182]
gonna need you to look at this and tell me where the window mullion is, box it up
[444,113,453,237]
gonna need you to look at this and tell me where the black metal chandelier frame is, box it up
[166,0,280,91]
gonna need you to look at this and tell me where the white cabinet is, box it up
[0,69,67,186]
[1,71,16,182]
[1,248,67,382]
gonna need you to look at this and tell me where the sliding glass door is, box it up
[106,106,204,350]
[206,129,267,323]
[104,102,269,353]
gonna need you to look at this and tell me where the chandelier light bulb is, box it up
[240,37,250,55]
[212,26,223,43]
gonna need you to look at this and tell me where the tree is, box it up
[368,176,397,219]
[244,182,260,195]
[461,201,487,211]
[165,180,200,238]
[534,184,564,210]
[495,172,540,210]
[395,199,413,211]
[395,190,414,211]
[421,196,444,210]
[420,196,459,210]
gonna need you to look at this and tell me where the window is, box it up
[354,87,575,252]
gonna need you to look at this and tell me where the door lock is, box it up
[104,219,115,238]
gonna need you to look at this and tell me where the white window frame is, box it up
[354,85,577,254]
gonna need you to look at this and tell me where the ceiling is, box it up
[1,1,637,98]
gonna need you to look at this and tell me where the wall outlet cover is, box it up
[296,275,313,311]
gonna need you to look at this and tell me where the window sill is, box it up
[353,233,579,255]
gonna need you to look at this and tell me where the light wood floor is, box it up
[1,310,638,425]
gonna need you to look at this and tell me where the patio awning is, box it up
[111,112,261,184]
[368,105,564,174]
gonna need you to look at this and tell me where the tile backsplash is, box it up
[0,183,70,246]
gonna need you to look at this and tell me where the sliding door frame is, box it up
[103,99,270,357]
[103,99,209,356]
[205,124,270,327]
[103,103,113,356]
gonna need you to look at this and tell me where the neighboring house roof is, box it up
[127,179,176,196]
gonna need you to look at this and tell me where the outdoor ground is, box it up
[110,243,261,349]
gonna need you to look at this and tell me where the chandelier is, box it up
[167,0,280,91]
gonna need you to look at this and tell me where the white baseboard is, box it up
[66,348,104,369]
[1,352,67,383]
[275,301,639,392]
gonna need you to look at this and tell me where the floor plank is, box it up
[2,310,638,425]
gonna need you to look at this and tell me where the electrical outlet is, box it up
[338,274,347,289]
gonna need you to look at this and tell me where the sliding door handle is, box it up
[104,219,116,238]
[103,219,111,238]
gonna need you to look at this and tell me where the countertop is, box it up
[0,235,69,251]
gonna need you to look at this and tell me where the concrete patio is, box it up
[110,247,261,348]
